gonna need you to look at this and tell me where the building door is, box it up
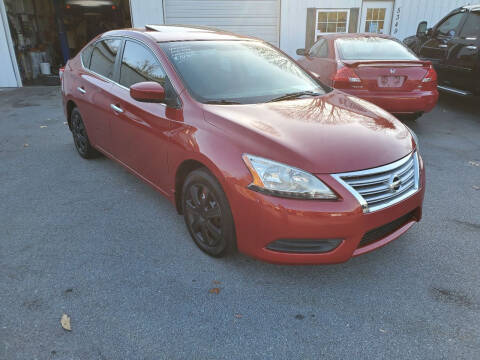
[360,1,393,34]
[164,0,280,46]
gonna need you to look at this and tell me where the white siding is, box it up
[130,0,165,28]
[0,0,21,87]
[280,0,471,58]
[164,0,280,46]
[392,0,470,41]
[281,0,362,57]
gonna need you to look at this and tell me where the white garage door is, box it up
[164,0,280,46]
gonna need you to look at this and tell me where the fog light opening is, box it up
[266,238,342,254]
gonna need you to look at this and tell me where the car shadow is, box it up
[218,232,416,283]
[437,93,479,120]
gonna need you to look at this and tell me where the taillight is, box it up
[331,65,362,89]
[59,66,65,80]
[420,65,437,90]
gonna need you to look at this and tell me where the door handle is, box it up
[77,87,86,94]
[438,44,448,48]
[466,45,477,50]
[110,104,123,113]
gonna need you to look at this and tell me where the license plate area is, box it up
[378,76,405,88]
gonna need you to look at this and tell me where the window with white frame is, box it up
[364,8,387,33]
[315,9,350,40]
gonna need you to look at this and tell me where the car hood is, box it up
[203,90,414,174]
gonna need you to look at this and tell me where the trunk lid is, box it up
[343,60,430,92]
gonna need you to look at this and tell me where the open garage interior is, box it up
[4,0,131,85]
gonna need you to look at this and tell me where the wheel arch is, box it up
[66,100,77,130]
[173,155,231,215]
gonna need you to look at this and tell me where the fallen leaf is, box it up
[379,329,386,333]
[61,313,71,331]
[234,314,242,319]
[213,280,221,285]
[23,143,29,147]
[473,185,480,191]
[63,122,68,125]
[209,288,220,295]
[40,125,48,128]
[469,160,480,167]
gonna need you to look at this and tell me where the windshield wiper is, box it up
[268,91,323,103]
[205,99,242,105]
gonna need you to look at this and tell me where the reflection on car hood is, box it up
[203,90,414,174]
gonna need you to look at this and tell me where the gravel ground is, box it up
[0,86,479,360]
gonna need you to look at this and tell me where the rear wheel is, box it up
[182,168,236,257]
[396,113,423,122]
[70,108,99,159]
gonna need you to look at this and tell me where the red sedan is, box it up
[296,33,438,119]
[61,26,425,265]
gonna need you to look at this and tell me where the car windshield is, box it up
[159,40,327,104]
[336,37,418,61]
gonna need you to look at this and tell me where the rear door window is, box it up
[459,12,480,38]
[118,40,167,88]
[81,44,94,68]
[89,39,122,79]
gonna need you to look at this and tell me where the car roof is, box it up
[462,4,480,12]
[101,25,258,43]
[319,33,394,41]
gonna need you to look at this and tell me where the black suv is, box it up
[404,5,480,96]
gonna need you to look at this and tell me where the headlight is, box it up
[242,154,337,200]
[406,126,420,153]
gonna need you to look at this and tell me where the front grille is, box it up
[333,152,419,213]
[358,211,416,248]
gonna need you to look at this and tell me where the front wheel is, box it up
[182,168,236,257]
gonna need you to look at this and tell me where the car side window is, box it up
[119,40,167,88]
[309,39,328,58]
[90,39,122,79]
[119,40,178,106]
[81,44,94,69]
[459,12,480,38]
[436,13,465,37]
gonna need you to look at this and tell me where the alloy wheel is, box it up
[184,183,223,251]
[71,111,88,155]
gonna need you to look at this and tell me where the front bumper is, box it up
[229,155,425,265]
[342,89,438,114]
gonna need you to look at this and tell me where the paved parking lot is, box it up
[1,86,479,359]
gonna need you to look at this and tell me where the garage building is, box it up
[0,0,471,87]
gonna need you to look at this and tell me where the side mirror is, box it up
[296,48,307,56]
[416,21,428,37]
[130,81,165,103]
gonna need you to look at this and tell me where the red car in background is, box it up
[61,26,425,265]
[296,34,439,120]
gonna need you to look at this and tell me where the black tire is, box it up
[396,113,422,122]
[182,168,236,257]
[70,107,100,159]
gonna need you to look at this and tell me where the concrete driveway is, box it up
[1,86,479,359]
